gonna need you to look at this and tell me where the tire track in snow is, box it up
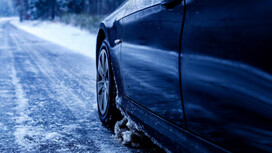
[9,24,48,152]
[0,25,20,152]
[8,25,98,152]
[14,25,134,153]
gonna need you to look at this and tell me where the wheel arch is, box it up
[96,29,106,61]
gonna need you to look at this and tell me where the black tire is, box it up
[96,41,122,129]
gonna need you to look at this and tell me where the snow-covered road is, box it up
[0,20,161,152]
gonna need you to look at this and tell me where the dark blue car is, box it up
[96,0,272,152]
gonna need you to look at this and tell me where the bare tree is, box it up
[13,0,125,21]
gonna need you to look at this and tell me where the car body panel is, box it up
[120,0,185,126]
[181,0,272,152]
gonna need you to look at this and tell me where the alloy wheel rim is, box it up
[97,49,110,115]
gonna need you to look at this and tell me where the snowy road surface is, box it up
[0,20,162,152]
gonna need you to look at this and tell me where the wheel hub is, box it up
[97,49,110,115]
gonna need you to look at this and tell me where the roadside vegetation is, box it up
[0,0,17,17]
[11,0,124,32]
[58,13,104,32]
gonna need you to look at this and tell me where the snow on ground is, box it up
[10,18,97,58]
[0,17,17,22]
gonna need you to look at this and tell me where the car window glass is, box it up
[125,0,154,16]
[134,0,152,10]
[125,0,134,16]
[152,0,161,5]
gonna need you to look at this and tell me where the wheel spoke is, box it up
[103,91,108,111]
[97,81,104,93]
[104,55,109,73]
[105,80,109,91]
[98,94,103,112]
[101,52,105,69]
[98,59,104,77]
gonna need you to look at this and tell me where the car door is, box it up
[120,0,185,126]
[181,0,272,152]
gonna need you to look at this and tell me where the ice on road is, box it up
[0,20,160,152]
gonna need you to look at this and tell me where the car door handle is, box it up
[115,39,122,45]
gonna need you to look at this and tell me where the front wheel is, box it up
[96,41,122,129]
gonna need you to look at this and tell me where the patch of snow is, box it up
[10,18,97,59]
[114,95,168,152]
[44,132,61,141]
[114,95,143,147]
[15,113,33,124]
[122,131,140,147]
[0,122,7,131]
[114,118,142,148]
[5,112,14,116]
[60,124,79,131]
[0,17,17,23]
[13,125,44,151]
